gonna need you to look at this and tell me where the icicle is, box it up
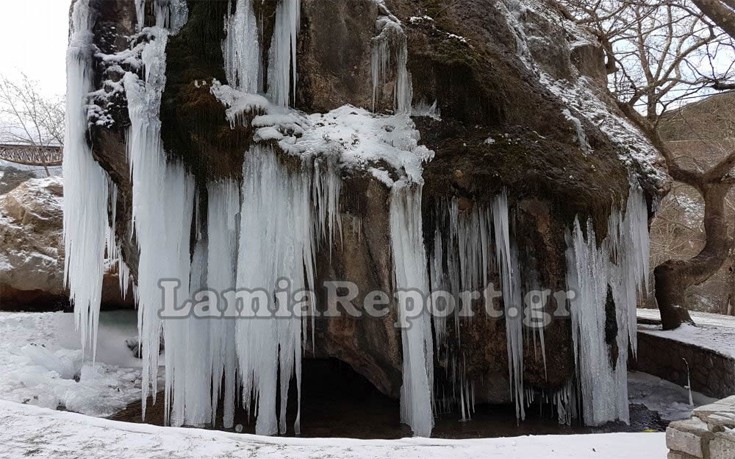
[104,180,131,300]
[268,0,301,106]
[207,180,240,429]
[223,0,261,93]
[312,159,343,253]
[236,145,329,435]
[167,237,212,427]
[428,198,492,416]
[553,380,576,425]
[492,193,525,421]
[135,0,146,31]
[371,14,412,113]
[123,23,197,420]
[155,0,189,34]
[565,186,648,426]
[429,227,447,345]
[390,183,434,437]
[64,0,109,360]
[562,109,592,155]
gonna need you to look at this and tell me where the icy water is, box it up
[112,359,666,439]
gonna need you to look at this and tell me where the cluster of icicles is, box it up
[64,0,649,438]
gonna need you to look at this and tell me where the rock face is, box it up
[0,176,132,311]
[71,0,668,433]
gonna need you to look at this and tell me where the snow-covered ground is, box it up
[0,311,144,417]
[0,400,666,458]
[0,310,713,457]
[637,309,735,359]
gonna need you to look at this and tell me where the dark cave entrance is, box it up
[113,358,665,438]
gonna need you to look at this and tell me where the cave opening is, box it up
[113,357,642,438]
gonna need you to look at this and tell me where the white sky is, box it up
[0,0,71,98]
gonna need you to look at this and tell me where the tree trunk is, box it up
[692,0,735,39]
[654,182,733,329]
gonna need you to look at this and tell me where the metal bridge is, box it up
[0,143,63,167]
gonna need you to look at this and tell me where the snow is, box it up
[211,84,434,186]
[0,311,143,417]
[271,106,434,186]
[0,400,668,458]
[637,309,735,359]
[494,0,667,190]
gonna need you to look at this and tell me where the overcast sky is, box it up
[0,0,71,98]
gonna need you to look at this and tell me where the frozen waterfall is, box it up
[66,0,652,439]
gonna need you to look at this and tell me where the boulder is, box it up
[0,176,133,311]
[77,0,667,413]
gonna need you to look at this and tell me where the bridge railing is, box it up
[0,144,63,167]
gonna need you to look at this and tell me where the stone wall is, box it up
[666,396,735,459]
[633,331,735,399]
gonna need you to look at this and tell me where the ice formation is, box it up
[223,0,261,93]
[206,180,240,429]
[66,0,652,439]
[268,0,301,106]
[63,0,111,358]
[427,196,529,421]
[427,187,649,426]
[390,183,434,437]
[428,199,490,420]
[119,22,196,419]
[235,145,341,435]
[372,12,413,113]
[565,187,649,425]
[134,0,189,33]
[492,194,526,421]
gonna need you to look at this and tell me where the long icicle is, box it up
[64,0,110,360]
[390,182,434,437]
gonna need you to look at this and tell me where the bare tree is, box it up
[692,0,735,39]
[560,0,735,328]
[0,73,65,176]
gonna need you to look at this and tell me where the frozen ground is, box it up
[637,309,735,359]
[0,310,144,416]
[628,371,716,421]
[0,400,667,459]
[0,310,710,457]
